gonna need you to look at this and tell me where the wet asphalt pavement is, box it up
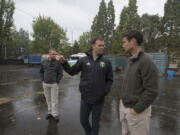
[0,65,180,135]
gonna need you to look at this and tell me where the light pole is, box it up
[4,38,7,59]
[72,30,74,46]
[4,45,7,59]
[1,45,3,58]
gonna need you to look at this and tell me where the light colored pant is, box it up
[43,82,59,117]
[119,102,151,135]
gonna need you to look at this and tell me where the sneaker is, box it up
[46,114,53,120]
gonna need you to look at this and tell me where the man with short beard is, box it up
[120,30,158,135]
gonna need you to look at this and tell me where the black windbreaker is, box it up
[62,50,113,104]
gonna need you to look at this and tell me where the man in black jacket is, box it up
[120,30,158,135]
[40,49,63,122]
[59,37,113,135]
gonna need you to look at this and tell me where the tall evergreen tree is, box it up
[106,0,115,53]
[140,14,161,52]
[162,0,180,52]
[112,7,128,55]
[127,0,140,31]
[91,0,107,46]
[78,31,91,52]
[112,0,140,54]
[72,40,80,54]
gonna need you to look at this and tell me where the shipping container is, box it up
[149,53,168,74]
[24,55,41,64]
[104,55,127,71]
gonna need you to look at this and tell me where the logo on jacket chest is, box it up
[86,62,91,66]
[100,62,105,68]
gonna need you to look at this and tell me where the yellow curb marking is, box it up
[0,90,44,105]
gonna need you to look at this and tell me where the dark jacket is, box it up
[62,50,113,104]
[121,51,158,113]
[40,59,63,84]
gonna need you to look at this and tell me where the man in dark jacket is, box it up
[40,49,63,122]
[59,37,113,135]
[120,30,158,135]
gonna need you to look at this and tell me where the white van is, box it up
[68,53,86,66]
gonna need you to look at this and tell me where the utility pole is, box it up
[1,45,3,57]
[5,44,7,59]
[48,24,51,48]
[72,31,74,46]
[4,38,7,59]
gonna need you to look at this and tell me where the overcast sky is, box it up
[13,0,167,43]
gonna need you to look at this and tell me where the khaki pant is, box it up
[43,82,59,117]
[119,101,151,135]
